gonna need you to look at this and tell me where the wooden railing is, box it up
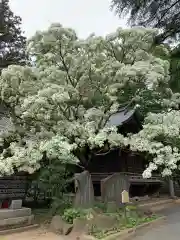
[91,172,162,183]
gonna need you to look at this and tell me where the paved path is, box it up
[133,206,180,240]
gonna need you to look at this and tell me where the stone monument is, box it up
[0,172,35,232]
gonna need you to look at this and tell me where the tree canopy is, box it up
[0,24,171,177]
[0,0,26,70]
[111,0,180,43]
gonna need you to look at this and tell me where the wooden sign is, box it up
[121,190,129,203]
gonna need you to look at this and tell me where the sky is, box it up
[9,0,127,39]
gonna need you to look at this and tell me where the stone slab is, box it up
[0,208,31,220]
[9,199,22,209]
[0,215,34,227]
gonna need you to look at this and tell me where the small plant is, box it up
[126,204,137,211]
[62,208,86,224]
[50,195,72,216]
[88,224,120,239]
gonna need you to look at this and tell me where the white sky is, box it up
[9,0,127,39]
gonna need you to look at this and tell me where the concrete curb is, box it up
[0,224,39,235]
[138,198,180,212]
[139,199,173,212]
[83,216,166,240]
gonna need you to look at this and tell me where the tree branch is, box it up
[59,43,74,87]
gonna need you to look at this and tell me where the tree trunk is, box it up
[169,178,175,198]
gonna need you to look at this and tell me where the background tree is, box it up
[0,0,26,71]
[110,0,180,43]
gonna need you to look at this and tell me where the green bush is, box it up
[62,208,86,224]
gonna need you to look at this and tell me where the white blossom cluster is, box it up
[0,24,172,176]
[127,111,180,178]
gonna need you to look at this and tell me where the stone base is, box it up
[0,208,31,220]
[0,207,34,231]
[0,215,34,228]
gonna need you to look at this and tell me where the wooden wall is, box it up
[87,149,144,174]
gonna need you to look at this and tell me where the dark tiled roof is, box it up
[106,108,135,127]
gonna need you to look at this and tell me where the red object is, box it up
[1,200,9,208]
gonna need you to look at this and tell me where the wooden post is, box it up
[122,190,130,225]
[169,178,175,198]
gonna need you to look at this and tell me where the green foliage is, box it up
[38,162,74,215]
[39,162,70,197]
[62,208,88,224]
[125,204,137,211]
[50,195,72,216]
[111,0,180,43]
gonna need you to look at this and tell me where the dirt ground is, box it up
[1,229,67,240]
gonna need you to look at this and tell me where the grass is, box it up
[89,214,159,239]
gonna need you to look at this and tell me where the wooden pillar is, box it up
[169,178,175,198]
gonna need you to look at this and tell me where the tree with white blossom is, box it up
[127,110,180,178]
[0,24,172,177]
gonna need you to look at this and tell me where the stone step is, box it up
[0,208,31,220]
[0,215,34,228]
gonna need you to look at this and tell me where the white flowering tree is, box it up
[127,110,180,178]
[0,24,171,177]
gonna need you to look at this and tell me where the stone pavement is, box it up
[133,206,180,240]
